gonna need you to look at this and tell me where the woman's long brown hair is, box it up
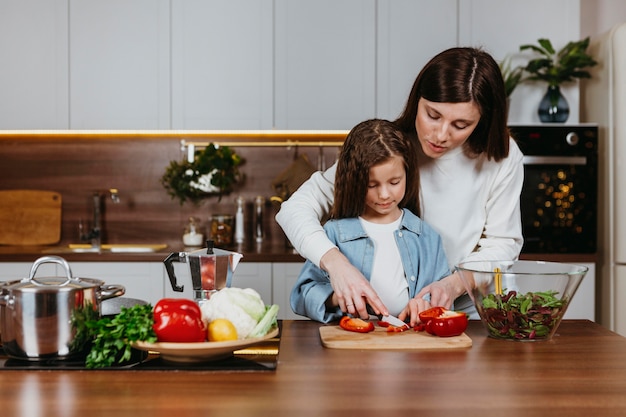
[394,47,509,161]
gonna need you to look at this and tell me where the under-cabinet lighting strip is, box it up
[0,129,349,143]
[182,139,345,162]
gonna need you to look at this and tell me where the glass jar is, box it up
[209,214,234,247]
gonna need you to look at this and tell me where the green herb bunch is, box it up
[519,37,598,87]
[72,303,157,369]
[499,56,525,98]
[161,143,244,205]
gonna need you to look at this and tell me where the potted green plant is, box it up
[499,56,524,98]
[161,143,244,205]
[519,37,598,122]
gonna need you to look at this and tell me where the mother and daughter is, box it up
[278,47,525,325]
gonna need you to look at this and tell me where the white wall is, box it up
[581,0,626,38]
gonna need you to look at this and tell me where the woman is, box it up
[276,47,524,324]
[290,119,449,323]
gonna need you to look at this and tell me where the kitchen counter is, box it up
[0,242,596,264]
[0,240,306,263]
[0,320,624,416]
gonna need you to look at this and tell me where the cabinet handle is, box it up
[522,156,586,165]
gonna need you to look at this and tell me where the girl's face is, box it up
[415,98,481,159]
[362,155,406,223]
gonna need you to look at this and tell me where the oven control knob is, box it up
[566,132,579,146]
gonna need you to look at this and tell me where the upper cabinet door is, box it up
[69,0,171,129]
[458,0,581,124]
[171,0,273,129]
[376,0,458,120]
[274,0,377,130]
[0,0,69,129]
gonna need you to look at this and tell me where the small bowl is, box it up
[456,260,588,341]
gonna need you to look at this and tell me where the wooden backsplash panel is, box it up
[0,137,338,247]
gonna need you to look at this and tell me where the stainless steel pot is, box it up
[0,255,125,360]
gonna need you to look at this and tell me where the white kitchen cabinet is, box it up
[272,262,307,320]
[458,0,581,124]
[0,262,54,281]
[224,262,273,306]
[170,0,273,129]
[0,0,68,129]
[163,260,273,311]
[69,262,165,305]
[0,261,165,305]
[274,0,376,129]
[0,1,585,129]
[0,259,597,323]
[562,262,595,320]
[376,0,458,120]
[68,0,171,129]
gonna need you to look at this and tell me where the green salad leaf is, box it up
[479,290,566,340]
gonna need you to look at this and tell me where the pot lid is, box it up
[3,255,103,293]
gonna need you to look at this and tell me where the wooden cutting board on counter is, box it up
[0,190,62,245]
[319,325,472,350]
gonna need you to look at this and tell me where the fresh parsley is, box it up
[73,303,157,369]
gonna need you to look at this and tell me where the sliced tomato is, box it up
[339,316,375,333]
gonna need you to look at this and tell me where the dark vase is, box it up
[538,85,569,123]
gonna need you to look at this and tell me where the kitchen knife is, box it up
[380,314,410,329]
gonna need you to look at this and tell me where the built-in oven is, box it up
[509,124,598,254]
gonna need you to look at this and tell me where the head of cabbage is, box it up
[200,287,279,339]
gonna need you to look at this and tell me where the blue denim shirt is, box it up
[290,209,451,323]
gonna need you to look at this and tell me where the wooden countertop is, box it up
[0,242,596,264]
[0,320,624,416]
[0,240,306,263]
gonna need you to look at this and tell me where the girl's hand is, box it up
[321,248,388,319]
[415,271,467,311]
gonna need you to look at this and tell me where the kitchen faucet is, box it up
[80,188,120,250]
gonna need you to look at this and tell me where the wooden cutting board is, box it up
[319,325,472,350]
[0,190,62,245]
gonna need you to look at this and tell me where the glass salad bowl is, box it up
[456,260,588,341]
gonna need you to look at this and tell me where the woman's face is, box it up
[415,98,481,159]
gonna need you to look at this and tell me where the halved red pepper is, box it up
[153,298,206,342]
[417,307,468,337]
[339,316,374,333]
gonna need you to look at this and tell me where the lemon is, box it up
[207,318,238,342]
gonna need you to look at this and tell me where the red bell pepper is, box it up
[153,298,206,342]
[377,321,409,333]
[339,316,375,333]
[417,307,468,337]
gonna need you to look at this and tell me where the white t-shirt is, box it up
[276,138,524,271]
[359,215,409,316]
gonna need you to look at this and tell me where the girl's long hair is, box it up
[332,119,420,219]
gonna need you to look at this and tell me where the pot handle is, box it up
[28,255,74,286]
[99,284,126,301]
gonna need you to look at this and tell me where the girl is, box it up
[290,119,450,323]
